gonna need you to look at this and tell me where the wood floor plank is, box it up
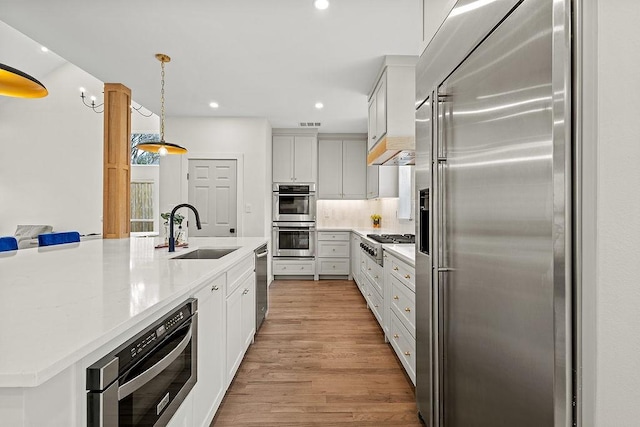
[211,280,423,426]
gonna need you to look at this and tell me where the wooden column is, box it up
[103,83,131,239]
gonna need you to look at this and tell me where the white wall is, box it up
[317,198,414,234]
[159,117,272,238]
[594,0,640,423]
[0,62,103,237]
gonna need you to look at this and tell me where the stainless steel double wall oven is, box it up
[272,183,316,258]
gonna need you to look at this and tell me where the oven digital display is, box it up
[156,325,166,337]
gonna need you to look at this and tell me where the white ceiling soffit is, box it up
[0,0,420,133]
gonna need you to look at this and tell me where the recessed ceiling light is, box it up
[40,46,49,52]
[313,0,329,10]
[209,102,219,108]
[315,102,324,109]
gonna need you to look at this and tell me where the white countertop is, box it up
[382,244,415,266]
[0,236,267,388]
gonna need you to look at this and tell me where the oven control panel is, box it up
[128,310,186,359]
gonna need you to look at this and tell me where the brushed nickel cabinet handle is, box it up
[374,305,379,308]
[393,334,399,339]
[374,275,379,279]
[243,288,249,295]
[211,285,219,291]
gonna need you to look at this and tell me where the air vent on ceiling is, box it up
[299,122,321,127]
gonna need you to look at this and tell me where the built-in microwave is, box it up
[87,299,197,427]
[273,183,316,222]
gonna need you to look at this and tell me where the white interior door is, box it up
[188,159,237,237]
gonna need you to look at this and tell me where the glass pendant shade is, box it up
[0,63,48,98]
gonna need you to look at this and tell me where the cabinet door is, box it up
[368,97,377,150]
[318,139,344,199]
[375,75,387,140]
[192,277,225,426]
[293,136,317,182]
[367,165,379,199]
[273,135,294,182]
[240,273,256,350]
[226,286,243,385]
[342,140,367,199]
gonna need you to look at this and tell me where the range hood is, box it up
[367,137,415,165]
[366,55,417,166]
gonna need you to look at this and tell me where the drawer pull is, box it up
[374,305,379,308]
[243,288,249,295]
[368,267,372,271]
[404,274,411,279]
[393,295,399,300]
[211,285,219,291]
[367,293,371,296]
[283,266,287,270]
[404,351,411,356]
[405,307,411,312]
[393,267,399,271]
[332,248,336,251]
[374,275,378,279]
[393,334,399,339]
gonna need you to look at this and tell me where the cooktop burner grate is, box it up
[366,234,415,244]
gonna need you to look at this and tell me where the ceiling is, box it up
[0,0,421,133]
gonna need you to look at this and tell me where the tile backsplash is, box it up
[317,198,414,234]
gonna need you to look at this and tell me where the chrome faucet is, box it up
[169,204,202,252]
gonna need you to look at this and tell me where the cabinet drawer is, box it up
[317,231,349,241]
[364,257,383,296]
[318,258,350,275]
[273,259,315,275]
[390,274,416,337]
[317,240,349,257]
[388,254,415,292]
[365,284,384,327]
[227,255,255,296]
[389,312,416,385]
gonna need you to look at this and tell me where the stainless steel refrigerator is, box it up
[415,0,574,426]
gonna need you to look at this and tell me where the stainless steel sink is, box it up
[171,247,239,260]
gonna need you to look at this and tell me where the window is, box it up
[130,133,160,235]
[131,133,161,165]
[130,182,155,233]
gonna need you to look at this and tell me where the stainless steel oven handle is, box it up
[118,324,193,400]
[256,250,268,258]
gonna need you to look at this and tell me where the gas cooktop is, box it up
[366,234,415,244]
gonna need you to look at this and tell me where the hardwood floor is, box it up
[212,279,423,426]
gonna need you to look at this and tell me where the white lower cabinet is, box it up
[190,252,256,427]
[192,274,226,426]
[226,269,256,386]
[383,250,416,385]
[316,231,351,278]
[351,233,362,286]
[273,258,316,276]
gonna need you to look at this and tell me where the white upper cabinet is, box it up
[272,131,318,183]
[366,56,417,166]
[318,137,367,200]
[367,165,398,199]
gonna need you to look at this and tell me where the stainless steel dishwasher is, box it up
[255,244,268,331]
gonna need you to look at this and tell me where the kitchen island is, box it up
[0,236,267,426]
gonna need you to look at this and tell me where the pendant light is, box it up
[137,54,187,156]
[0,63,48,98]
